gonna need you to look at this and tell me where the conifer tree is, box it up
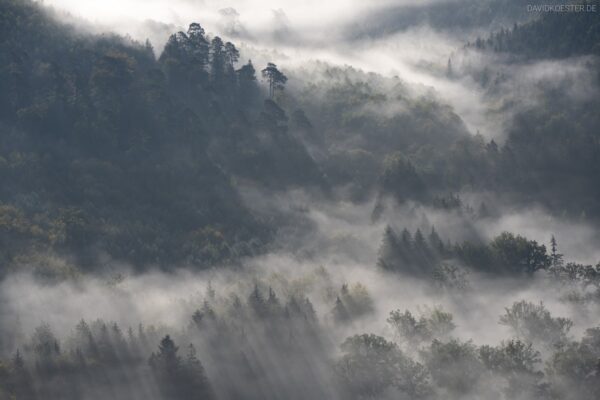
[261,62,287,99]
[550,235,564,268]
[333,296,350,323]
[210,37,226,84]
[237,60,260,104]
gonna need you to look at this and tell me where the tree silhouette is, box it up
[261,62,287,99]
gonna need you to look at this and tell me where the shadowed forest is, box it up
[1,0,600,399]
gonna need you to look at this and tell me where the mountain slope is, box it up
[0,0,275,274]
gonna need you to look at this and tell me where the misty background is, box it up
[1,0,599,399]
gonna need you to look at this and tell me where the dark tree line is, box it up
[469,0,600,59]
[0,282,332,400]
[377,224,600,303]
[377,226,579,277]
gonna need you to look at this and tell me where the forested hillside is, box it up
[459,0,600,217]
[1,0,599,278]
[471,0,600,58]
[346,0,566,38]
[1,0,600,399]
[0,0,323,275]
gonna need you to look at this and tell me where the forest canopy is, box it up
[1,0,600,399]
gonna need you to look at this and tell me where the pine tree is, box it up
[144,39,154,58]
[150,335,185,399]
[333,296,350,323]
[261,62,287,99]
[377,225,399,271]
[237,60,260,105]
[127,326,140,357]
[160,31,191,87]
[414,229,431,268]
[10,349,34,400]
[75,319,98,359]
[98,323,116,362]
[183,344,213,399]
[210,36,226,84]
[428,226,444,255]
[414,229,426,247]
[550,235,564,268]
[248,283,267,316]
[187,23,209,66]
[224,42,240,77]
[401,228,413,249]
[152,335,181,374]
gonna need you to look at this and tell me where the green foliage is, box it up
[490,232,550,275]
[1,277,600,400]
[453,240,496,273]
[455,232,551,275]
[336,334,432,399]
[546,327,600,399]
[292,65,469,168]
[550,262,600,290]
[480,339,543,397]
[420,339,484,395]
[377,226,441,276]
[388,307,456,346]
[381,153,427,202]
[237,60,260,105]
[499,301,573,347]
[379,226,552,277]
[149,335,213,400]
[261,63,287,99]
[432,264,470,291]
[331,283,374,323]
[0,0,318,272]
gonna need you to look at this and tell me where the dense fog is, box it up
[1,1,600,399]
